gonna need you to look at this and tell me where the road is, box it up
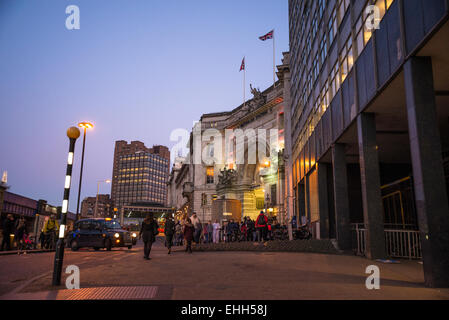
[1,239,449,300]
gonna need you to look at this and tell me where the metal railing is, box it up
[352,224,422,260]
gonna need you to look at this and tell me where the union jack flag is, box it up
[259,30,274,41]
[240,57,245,71]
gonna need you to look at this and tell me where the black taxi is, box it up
[68,218,136,251]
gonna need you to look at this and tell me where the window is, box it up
[328,9,338,46]
[330,61,341,99]
[340,36,354,83]
[206,167,214,184]
[356,0,395,56]
[201,193,208,206]
[338,0,350,26]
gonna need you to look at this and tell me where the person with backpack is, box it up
[139,214,159,260]
[164,215,175,254]
[255,211,268,242]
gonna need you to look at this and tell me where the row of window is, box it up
[292,0,394,153]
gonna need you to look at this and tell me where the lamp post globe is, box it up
[67,127,81,140]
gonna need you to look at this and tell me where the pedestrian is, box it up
[190,212,202,244]
[212,220,220,243]
[240,220,248,242]
[202,222,209,244]
[183,218,195,254]
[15,218,27,254]
[164,215,175,254]
[175,221,183,246]
[255,211,268,242]
[139,214,159,260]
[1,214,15,251]
[207,221,213,244]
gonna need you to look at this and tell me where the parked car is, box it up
[68,218,135,251]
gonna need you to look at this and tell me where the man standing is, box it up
[207,221,213,244]
[190,212,202,244]
[164,215,175,254]
[1,214,14,251]
[255,211,268,242]
[212,220,220,243]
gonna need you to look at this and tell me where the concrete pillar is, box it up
[331,144,352,250]
[317,162,330,238]
[357,113,386,260]
[404,56,449,288]
[298,182,306,225]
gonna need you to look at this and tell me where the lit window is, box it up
[206,167,214,184]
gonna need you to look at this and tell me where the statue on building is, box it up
[250,84,266,110]
[218,166,238,188]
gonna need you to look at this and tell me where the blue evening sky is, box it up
[0,0,289,211]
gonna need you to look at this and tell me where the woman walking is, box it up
[139,214,158,260]
[183,218,195,254]
[164,215,175,254]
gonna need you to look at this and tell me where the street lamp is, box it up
[75,122,94,221]
[94,179,111,218]
[52,126,80,286]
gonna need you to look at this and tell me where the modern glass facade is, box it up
[114,152,169,208]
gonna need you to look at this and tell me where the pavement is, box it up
[1,238,449,300]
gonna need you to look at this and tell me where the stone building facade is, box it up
[168,60,291,223]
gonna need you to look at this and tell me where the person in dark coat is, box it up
[139,214,158,260]
[15,218,27,252]
[164,216,176,254]
[1,214,15,251]
[255,211,268,242]
[183,218,195,254]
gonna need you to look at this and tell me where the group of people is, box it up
[183,211,274,244]
[138,213,198,260]
[0,214,60,253]
[138,210,280,260]
[1,214,32,252]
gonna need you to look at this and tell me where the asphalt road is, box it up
[1,239,449,300]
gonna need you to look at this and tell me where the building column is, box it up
[297,182,306,225]
[331,144,352,250]
[404,56,449,288]
[317,162,330,238]
[357,113,386,260]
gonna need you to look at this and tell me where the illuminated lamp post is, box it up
[75,122,94,221]
[52,126,80,286]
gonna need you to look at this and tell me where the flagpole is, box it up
[273,29,276,88]
[243,57,246,109]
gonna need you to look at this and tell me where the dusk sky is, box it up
[0,0,289,212]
